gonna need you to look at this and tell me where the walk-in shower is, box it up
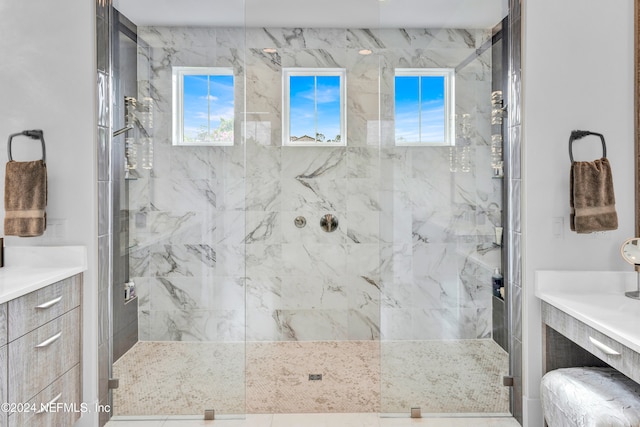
[101,0,518,422]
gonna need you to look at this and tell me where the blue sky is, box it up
[395,75,445,143]
[181,72,445,144]
[289,75,341,141]
[183,74,234,140]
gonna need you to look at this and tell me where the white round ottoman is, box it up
[541,367,640,426]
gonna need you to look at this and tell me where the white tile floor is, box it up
[106,413,520,427]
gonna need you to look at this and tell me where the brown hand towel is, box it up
[4,160,47,237]
[569,157,617,233]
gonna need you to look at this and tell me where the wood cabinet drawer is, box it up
[0,304,6,347]
[8,308,80,403]
[542,301,640,384]
[8,364,81,427]
[0,345,6,427]
[8,275,80,342]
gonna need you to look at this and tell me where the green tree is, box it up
[193,124,208,142]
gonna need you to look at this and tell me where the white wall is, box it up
[522,1,634,425]
[0,1,98,426]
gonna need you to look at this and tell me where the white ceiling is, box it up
[115,0,508,29]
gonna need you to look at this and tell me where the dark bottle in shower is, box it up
[492,268,503,298]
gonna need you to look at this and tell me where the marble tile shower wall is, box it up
[96,2,112,426]
[128,27,501,343]
[508,0,523,422]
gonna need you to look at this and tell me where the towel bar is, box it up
[7,129,46,162]
[569,129,606,163]
[113,125,133,137]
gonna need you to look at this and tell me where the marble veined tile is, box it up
[139,26,217,49]
[132,24,499,347]
[245,211,282,245]
[347,179,382,212]
[278,276,348,310]
[346,211,381,244]
[249,28,349,50]
[281,243,347,277]
[149,244,216,278]
[346,147,380,179]
[280,177,349,212]
[274,309,348,341]
[279,48,346,69]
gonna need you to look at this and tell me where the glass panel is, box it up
[381,13,510,419]
[289,75,316,142]
[109,0,514,423]
[182,74,210,142]
[110,6,247,422]
[394,75,420,143]
[315,75,341,143]
[209,74,235,144]
[420,75,445,143]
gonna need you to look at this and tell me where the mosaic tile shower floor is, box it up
[112,340,509,416]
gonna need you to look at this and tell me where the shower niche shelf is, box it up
[124,295,137,305]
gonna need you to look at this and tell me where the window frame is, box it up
[282,67,347,147]
[394,68,455,146]
[172,66,235,146]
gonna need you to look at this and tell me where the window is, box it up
[172,66,234,146]
[394,68,454,146]
[283,68,346,146]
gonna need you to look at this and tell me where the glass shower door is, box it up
[378,2,511,417]
[241,20,384,414]
[110,3,248,419]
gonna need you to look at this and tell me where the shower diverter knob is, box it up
[320,214,338,233]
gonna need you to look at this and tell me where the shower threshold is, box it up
[105,413,519,427]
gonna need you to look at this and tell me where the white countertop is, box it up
[535,270,640,354]
[0,246,87,304]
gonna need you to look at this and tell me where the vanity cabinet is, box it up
[542,302,640,383]
[2,274,82,427]
[0,303,7,427]
[8,276,80,341]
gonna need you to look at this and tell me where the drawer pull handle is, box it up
[36,392,63,414]
[35,296,63,309]
[589,336,621,356]
[35,332,62,348]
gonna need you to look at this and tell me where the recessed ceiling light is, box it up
[263,48,277,54]
[358,49,373,55]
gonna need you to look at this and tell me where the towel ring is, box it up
[7,129,46,162]
[568,130,606,163]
